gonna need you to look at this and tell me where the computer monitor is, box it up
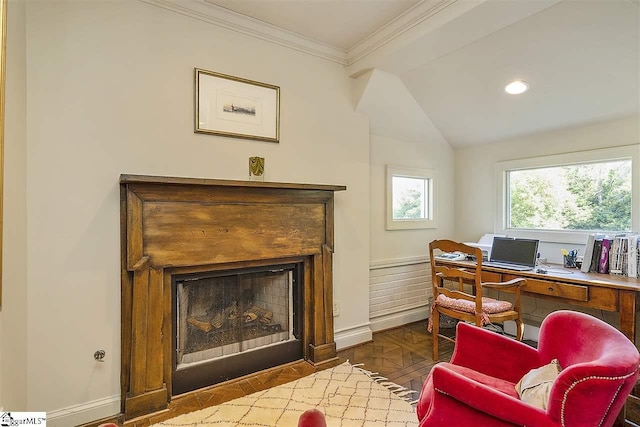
[490,237,539,268]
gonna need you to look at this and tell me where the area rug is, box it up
[152,361,419,426]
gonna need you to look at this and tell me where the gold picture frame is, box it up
[194,68,280,143]
[0,0,7,307]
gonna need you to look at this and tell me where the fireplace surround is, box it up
[172,262,303,395]
[120,175,346,419]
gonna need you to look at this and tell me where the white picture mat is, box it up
[196,69,278,141]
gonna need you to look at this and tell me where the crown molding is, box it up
[139,0,348,65]
[346,0,457,66]
[139,0,460,68]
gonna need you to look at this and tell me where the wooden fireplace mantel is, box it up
[120,175,346,419]
[120,174,347,192]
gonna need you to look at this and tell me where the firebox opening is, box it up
[171,263,304,395]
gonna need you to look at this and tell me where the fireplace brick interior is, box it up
[172,264,303,395]
[120,175,345,419]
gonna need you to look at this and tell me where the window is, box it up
[386,166,437,230]
[495,146,640,244]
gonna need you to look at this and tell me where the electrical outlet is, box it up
[333,301,340,317]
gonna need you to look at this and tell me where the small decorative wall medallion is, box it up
[249,156,265,181]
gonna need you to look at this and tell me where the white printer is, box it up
[463,234,505,261]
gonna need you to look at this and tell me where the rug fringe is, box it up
[352,363,419,403]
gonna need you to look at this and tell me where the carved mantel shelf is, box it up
[120,174,347,192]
[119,174,346,419]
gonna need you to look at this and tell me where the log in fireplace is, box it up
[120,175,345,419]
[172,263,304,395]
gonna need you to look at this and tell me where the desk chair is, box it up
[429,239,526,361]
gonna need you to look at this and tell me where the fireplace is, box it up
[120,175,345,419]
[172,263,304,394]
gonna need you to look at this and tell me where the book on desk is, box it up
[582,233,640,278]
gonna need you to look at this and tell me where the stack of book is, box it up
[582,233,640,277]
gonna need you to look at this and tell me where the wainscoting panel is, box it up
[369,257,431,332]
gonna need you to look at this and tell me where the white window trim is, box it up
[386,165,437,230]
[494,145,640,244]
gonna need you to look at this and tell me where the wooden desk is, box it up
[434,259,640,344]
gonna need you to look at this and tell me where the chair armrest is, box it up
[430,364,550,427]
[482,277,526,291]
[545,363,639,425]
[450,322,540,383]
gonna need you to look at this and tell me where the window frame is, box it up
[494,145,640,244]
[386,165,437,230]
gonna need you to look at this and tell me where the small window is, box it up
[495,146,639,243]
[386,166,437,230]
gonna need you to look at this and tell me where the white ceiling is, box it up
[403,0,640,146]
[205,0,422,50]
[193,0,640,147]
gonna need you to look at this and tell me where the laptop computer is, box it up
[484,237,539,271]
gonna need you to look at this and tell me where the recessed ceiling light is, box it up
[505,80,529,95]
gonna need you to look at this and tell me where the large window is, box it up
[495,146,639,243]
[386,166,437,230]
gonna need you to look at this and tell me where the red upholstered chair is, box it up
[298,409,327,427]
[417,310,640,427]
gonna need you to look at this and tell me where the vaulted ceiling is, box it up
[153,0,639,147]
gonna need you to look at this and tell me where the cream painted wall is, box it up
[454,115,640,246]
[1,0,27,411]
[454,115,640,333]
[357,68,456,263]
[370,134,455,262]
[3,0,370,420]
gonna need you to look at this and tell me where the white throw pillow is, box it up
[515,359,562,410]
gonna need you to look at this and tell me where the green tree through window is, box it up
[392,177,425,220]
[386,165,436,230]
[509,160,631,232]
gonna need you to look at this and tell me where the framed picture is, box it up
[195,68,280,143]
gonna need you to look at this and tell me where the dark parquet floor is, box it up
[84,320,639,426]
[336,319,453,397]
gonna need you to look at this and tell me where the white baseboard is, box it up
[370,305,429,332]
[46,395,120,427]
[334,323,373,350]
[504,321,541,342]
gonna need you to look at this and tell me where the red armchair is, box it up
[298,409,326,427]
[417,310,640,427]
